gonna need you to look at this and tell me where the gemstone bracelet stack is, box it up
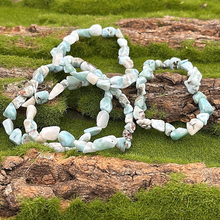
[2,24,214,153]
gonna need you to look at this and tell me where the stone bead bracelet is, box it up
[2,24,214,153]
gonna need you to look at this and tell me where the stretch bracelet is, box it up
[2,24,214,153]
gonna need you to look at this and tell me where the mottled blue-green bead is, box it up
[104,91,113,99]
[116,137,131,152]
[144,60,156,71]
[93,69,103,77]
[134,95,146,111]
[170,128,188,140]
[196,113,209,125]
[124,104,133,115]
[125,68,139,77]
[199,98,214,115]
[76,29,91,38]
[58,131,75,147]
[32,68,44,84]
[93,136,116,151]
[50,48,63,57]
[84,126,102,136]
[9,128,22,145]
[110,76,123,88]
[169,57,181,70]
[100,97,113,113]
[46,64,55,72]
[74,140,86,151]
[58,41,70,53]
[179,60,193,72]
[66,76,82,90]
[71,71,89,81]
[3,103,17,120]
[64,62,76,73]
[136,76,147,89]
[21,133,32,145]
[193,91,206,104]
[35,91,49,104]
[102,27,116,37]
[118,46,129,57]
[97,79,111,91]
[53,66,64,73]
[139,67,154,80]
[110,88,122,98]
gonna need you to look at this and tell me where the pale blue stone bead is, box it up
[110,88,122,98]
[199,98,214,115]
[196,113,209,125]
[125,68,139,77]
[53,66,64,73]
[118,46,129,57]
[118,56,130,65]
[93,136,116,151]
[74,140,86,151]
[155,60,162,69]
[58,41,71,53]
[50,48,63,57]
[170,128,188,140]
[144,60,156,71]
[2,118,14,135]
[93,69,103,77]
[71,71,89,81]
[163,59,170,68]
[100,97,113,113]
[184,81,199,94]
[169,57,181,70]
[57,43,67,56]
[165,123,175,136]
[24,119,37,133]
[32,68,44,84]
[58,131,75,147]
[115,28,124,38]
[116,137,131,152]
[179,60,193,71]
[104,91,113,99]
[110,76,123,88]
[102,27,116,37]
[117,38,127,47]
[76,29,91,38]
[136,76,147,89]
[66,76,82,90]
[124,104,133,115]
[187,67,202,86]
[9,128,22,145]
[21,133,32,145]
[134,96,147,111]
[28,129,39,141]
[140,67,154,80]
[46,64,55,72]
[3,103,17,120]
[35,91,49,104]
[193,91,206,104]
[84,126,102,136]
[96,79,111,91]
[64,62,76,73]
[59,57,67,66]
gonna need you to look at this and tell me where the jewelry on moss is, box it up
[2,24,214,153]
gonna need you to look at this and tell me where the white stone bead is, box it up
[187,118,204,135]
[136,119,151,129]
[151,119,165,132]
[79,133,91,142]
[63,35,77,45]
[80,61,96,72]
[133,106,145,120]
[60,79,69,89]
[86,72,99,85]
[115,28,124,38]
[83,142,96,153]
[35,133,47,143]
[45,142,66,153]
[12,95,27,109]
[53,52,63,66]
[24,119,37,133]
[2,118,14,135]
[117,38,127,47]
[19,86,34,97]
[89,24,102,36]
[124,122,136,133]
[125,113,133,123]
[70,30,79,41]
[96,110,109,128]
[40,126,60,141]
[22,96,36,107]
[26,105,37,120]
[30,80,38,93]
[48,83,64,100]
[41,65,49,77]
